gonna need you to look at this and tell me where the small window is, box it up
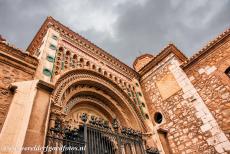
[52,35,58,40]
[86,61,90,66]
[73,54,77,59]
[138,92,142,97]
[47,55,55,62]
[49,44,57,50]
[135,83,139,87]
[104,71,107,76]
[80,58,84,62]
[66,50,71,55]
[225,67,230,78]
[142,103,145,107]
[154,112,163,124]
[145,114,149,119]
[58,47,64,52]
[43,68,52,77]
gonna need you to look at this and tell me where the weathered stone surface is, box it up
[0,16,230,154]
[140,35,230,153]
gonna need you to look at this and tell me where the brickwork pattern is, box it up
[0,62,33,131]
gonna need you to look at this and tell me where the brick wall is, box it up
[0,42,38,131]
[0,62,34,131]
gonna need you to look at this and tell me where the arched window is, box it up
[98,68,102,73]
[72,54,77,68]
[86,61,90,67]
[65,51,71,69]
[225,67,230,78]
[54,47,64,74]
[142,103,145,107]
[104,71,107,76]
[92,65,96,70]
[145,114,149,119]
[73,54,77,59]
[80,58,84,63]
[59,47,64,52]
[66,50,71,56]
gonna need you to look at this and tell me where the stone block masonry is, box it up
[169,59,230,153]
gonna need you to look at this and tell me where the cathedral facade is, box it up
[0,16,229,154]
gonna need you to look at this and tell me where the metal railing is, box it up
[45,113,158,154]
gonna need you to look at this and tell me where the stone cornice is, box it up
[182,27,230,70]
[37,80,55,93]
[27,16,139,79]
[0,42,38,75]
[138,44,187,76]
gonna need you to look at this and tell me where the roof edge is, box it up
[182,27,230,69]
[139,43,187,76]
[26,16,139,79]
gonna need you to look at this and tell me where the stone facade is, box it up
[0,16,229,154]
[138,30,230,153]
[0,41,38,131]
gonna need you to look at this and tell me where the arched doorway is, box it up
[45,69,147,154]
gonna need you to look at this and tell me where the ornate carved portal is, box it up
[46,69,155,154]
[46,113,145,154]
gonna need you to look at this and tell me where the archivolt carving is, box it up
[60,85,129,126]
[51,69,146,131]
[64,96,116,117]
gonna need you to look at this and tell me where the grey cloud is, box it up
[0,0,229,66]
[96,0,230,65]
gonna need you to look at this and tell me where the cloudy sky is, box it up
[0,0,230,66]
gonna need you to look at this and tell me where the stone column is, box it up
[131,143,136,154]
[121,145,125,154]
[22,80,54,154]
[0,80,39,154]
